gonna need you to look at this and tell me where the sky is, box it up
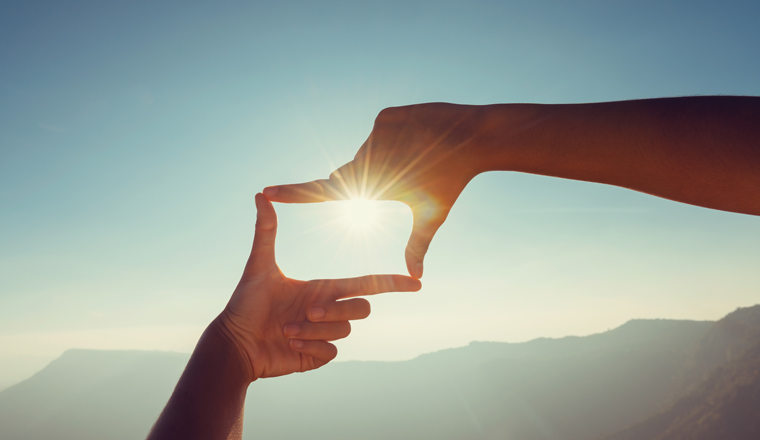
[1,0,760,388]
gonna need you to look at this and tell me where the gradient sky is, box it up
[2,0,760,387]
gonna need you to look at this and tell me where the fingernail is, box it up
[414,263,424,279]
[290,339,304,349]
[263,186,279,197]
[283,323,300,336]
[309,306,326,320]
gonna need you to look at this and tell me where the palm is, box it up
[233,275,325,378]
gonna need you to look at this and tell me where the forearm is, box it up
[475,96,760,215]
[147,317,252,440]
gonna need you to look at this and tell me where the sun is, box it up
[338,198,383,233]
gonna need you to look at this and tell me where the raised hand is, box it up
[263,97,760,280]
[148,193,421,440]
[263,103,485,279]
[218,193,422,381]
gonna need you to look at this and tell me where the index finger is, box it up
[264,179,345,203]
[313,274,422,300]
[263,180,334,203]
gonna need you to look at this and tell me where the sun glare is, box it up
[338,198,383,233]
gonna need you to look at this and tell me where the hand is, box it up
[263,103,485,278]
[219,193,422,381]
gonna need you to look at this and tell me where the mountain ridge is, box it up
[602,305,760,440]
[2,309,758,440]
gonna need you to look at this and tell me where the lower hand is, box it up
[219,193,422,381]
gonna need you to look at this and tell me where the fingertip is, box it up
[358,298,371,319]
[254,193,277,227]
[414,263,424,280]
[263,186,279,198]
[290,339,304,349]
[324,343,338,362]
[255,192,270,209]
[409,276,422,290]
[390,274,422,292]
[406,258,424,279]
[401,276,422,291]
[405,242,427,279]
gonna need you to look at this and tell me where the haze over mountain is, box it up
[2,306,759,440]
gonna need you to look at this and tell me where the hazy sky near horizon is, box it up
[2,0,760,381]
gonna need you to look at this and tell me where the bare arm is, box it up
[264,96,760,277]
[480,97,760,216]
[146,194,421,440]
[146,320,249,440]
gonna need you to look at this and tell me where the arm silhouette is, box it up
[264,96,760,278]
[146,193,421,440]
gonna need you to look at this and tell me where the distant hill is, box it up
[244,318,712,440]
[674,304,760,393]
[1,307,759,440]
[0,350,188,440]
[604,305,760,440]
[0,355,57,393]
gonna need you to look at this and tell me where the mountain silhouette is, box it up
[603,306,760,440]
[243,318,711,440]
[1,306,759,440]
[0,350,188,440]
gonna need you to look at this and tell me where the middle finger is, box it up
[307,298,371,322]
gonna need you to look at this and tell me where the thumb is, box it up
[249,193,278,271]
[404,209,446,279]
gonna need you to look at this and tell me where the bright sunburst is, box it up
[338,198,383,234]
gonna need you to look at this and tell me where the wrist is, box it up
[148,318,251,440]
[210,314,257,384]
[472,103,550,174]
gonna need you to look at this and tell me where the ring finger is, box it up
[282,320,351,341]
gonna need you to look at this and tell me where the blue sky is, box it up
[1,0,759,386]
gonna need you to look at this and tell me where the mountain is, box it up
[0,350,188,440]
[243,318,712,440]
[603,306,760,440]
[0,355,56,393]
[1,307,758,440]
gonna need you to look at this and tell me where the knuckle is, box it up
[375,106,406,125]
[406,241,430,257]
[310,279,328,297]
[308,181,326,196]
[255,217,278,232]
[375,107,395,123]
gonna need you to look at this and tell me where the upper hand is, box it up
[263,103,484,278]
[218,193,422,381]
